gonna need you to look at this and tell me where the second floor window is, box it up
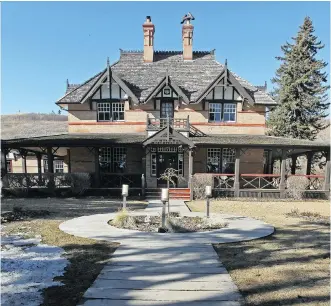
[209,103,236,122]
[97,102,125,121]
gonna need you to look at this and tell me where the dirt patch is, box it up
[188,199,330,306]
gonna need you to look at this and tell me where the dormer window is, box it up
[97,102,125,121]
[209,102,236,122]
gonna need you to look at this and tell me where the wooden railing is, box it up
[98,173,142,188]
[212,173,235,189]
[146,116,190,131]
[241,174,281,189]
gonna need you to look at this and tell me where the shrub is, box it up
[111,209,136,228]
[285,176,309,199]
[66,173,91,196]
[191,174,213,200]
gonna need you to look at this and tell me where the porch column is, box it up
[20,150,27,173]
[67,149,71,173]
[2,148,8,175]
[267,150,273,174]
[94,147,100,188]
[36,152,42,184]
[47,147,55,189]
[291,155,297,175]
[234,148,240,197]
[279,149,287,199]
[306,152,313,175]
[188,147,193,200]
[323,150,330,193]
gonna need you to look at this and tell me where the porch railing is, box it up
[146,116,190,131]
[98,173,142,188]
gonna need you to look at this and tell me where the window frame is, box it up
[207,100,237,123]
[99,147,127,173]
[207,148,236,174]
[54,160,64,173]
[96,101,125,122]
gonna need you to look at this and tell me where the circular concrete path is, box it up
[59,211,274,246]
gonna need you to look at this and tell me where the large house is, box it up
[2,15,329,198]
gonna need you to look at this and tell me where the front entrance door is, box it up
[157,153,178,187]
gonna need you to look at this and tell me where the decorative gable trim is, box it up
[143,74,190,104]
[142,126,195,148]
[194,62,255,105]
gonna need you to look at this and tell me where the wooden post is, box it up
[267,150,273,174]
[2,148,8,175]
[141,174,145,197]
[21,150,27,174]
[36,152,42,184]
[47,147,55,189]
[323,150,330,194]
[234,148,241,197]
[188,147,193,200]
[291,155,297,175]
[94,147,100,187]
[279,149,287,199]
[306,152,313,175]
[67,149,71,173]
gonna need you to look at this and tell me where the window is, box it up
[208,103,236,122]
[98,103,111,121]
[54,160,64,173]
[160,101,174,118]
[113,147,126,173]
[223,103,236,122]
[207,148,235,173]
[207,148,221,173]
[209,103,222,122]
[100,147,127,173]
[222,148,235,173]
[151,153,157,176]
[112,102,125,121]
[6,160,12,173]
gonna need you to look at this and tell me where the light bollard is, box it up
[205,185,212,218]
[122,184,129,209]
[160,188,169,229]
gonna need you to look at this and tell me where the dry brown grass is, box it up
[3,219,119,306]
[187,199,330,306]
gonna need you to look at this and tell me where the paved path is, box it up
[60,200,274,306]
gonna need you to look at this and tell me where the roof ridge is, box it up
[119,49,214,55]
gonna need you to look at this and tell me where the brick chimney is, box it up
[182,15,194,61]
[142,16,155,63]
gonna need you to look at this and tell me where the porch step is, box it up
[145,188,191,200]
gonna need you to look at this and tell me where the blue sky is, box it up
[1,1,330,114]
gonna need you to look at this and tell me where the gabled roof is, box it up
[56,50,276,105]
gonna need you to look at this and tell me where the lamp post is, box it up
[122,184,129,209]
[160,188,169,229]
[205,185,212,218]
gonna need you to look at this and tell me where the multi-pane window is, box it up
[208,103,236,122]
[160,101,174,118]
[207,148,221,173]
[112,102,125,121]
[100,147,127,173]
[6,160,12,173]
[97,103,111,121]
[209,103,222,122]
[54,160,64,173]
[223,103,236,122]
[207,148,235,173]
[151,153,157,176]
[222,148,235,173]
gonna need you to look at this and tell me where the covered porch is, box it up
[1,132,330,199]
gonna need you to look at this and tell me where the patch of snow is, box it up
[1,234,69,306]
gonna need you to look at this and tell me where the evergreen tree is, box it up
[268,16,330,140]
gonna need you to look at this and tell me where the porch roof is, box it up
[1,132,329,151]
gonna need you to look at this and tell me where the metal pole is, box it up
[123,196,127,209]
[206,197,210,218]
[162,200,166,228]
[168,200,170,216]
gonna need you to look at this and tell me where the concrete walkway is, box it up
[60,200,274,305]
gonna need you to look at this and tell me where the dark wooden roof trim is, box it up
[194,65,255,105]
[142,127,195,148]
[143,75,190,104]
[111,72,139,105]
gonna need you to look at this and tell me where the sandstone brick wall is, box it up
[67,100,266,135]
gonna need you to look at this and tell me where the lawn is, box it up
[187,199,330,306]
[1,198,148,306]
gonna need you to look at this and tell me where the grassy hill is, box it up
[1,113,68,140]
